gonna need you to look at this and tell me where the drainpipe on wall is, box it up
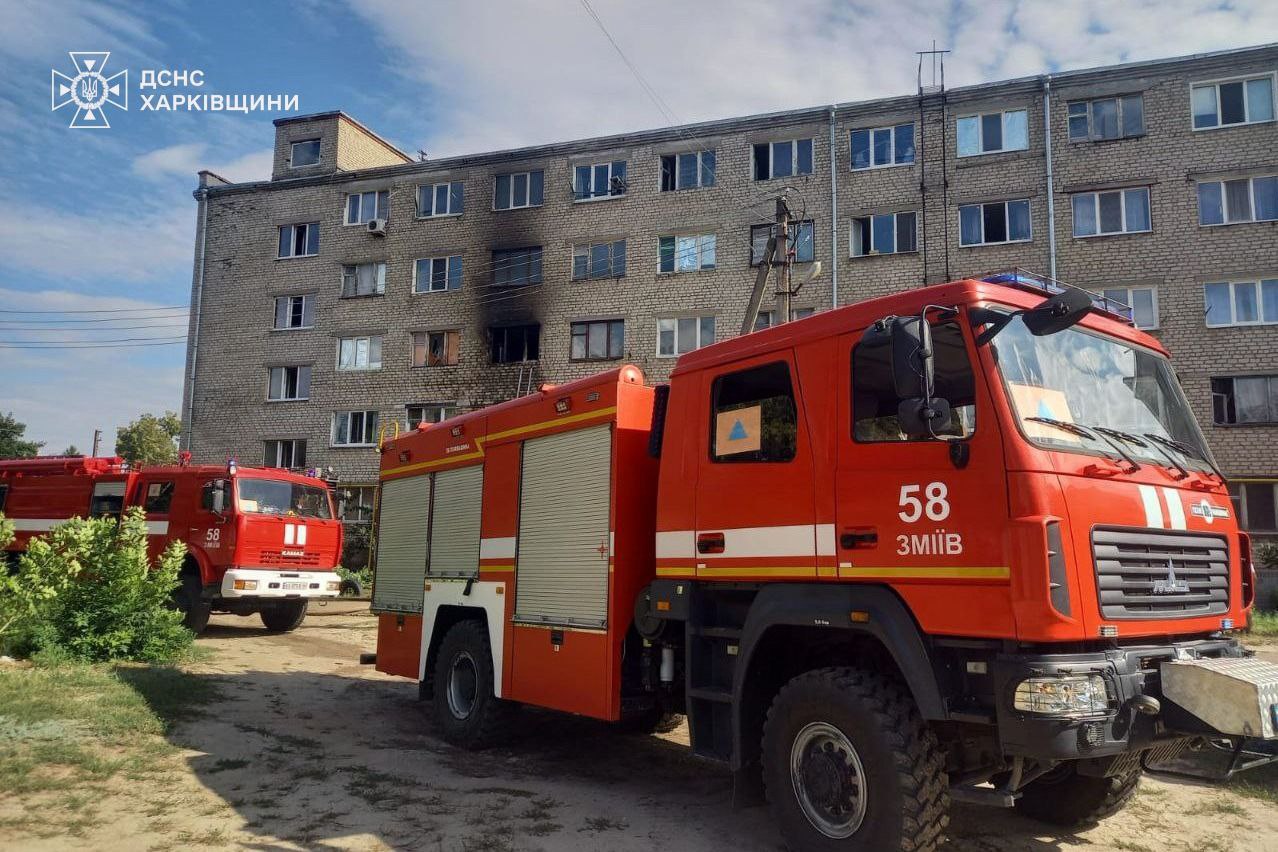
[184,185,209,453]
[828,105,839,309]
[1043,75,1058,280]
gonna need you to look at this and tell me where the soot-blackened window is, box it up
[711,361,798,462]
[852,321,976,442]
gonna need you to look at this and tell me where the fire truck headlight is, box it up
[1012,675,1108,716]
[233,579,258,591]
[326,581,341,591]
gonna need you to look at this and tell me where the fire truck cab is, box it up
[1,457,343,633]
[369,274,1275,852]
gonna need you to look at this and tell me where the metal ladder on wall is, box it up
[514,362,539,398]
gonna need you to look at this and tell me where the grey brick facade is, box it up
[182,46,1278,539]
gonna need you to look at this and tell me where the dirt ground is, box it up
[5,611,1277,852]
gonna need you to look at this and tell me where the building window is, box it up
[1067,95,1144,141]
[490,324,540,363]
[1229,481,1278,532]
[267,365,310,401]
[413,256,462,293]
[850,212,917,256]
[959,199,1031,246]
[574,160,628,200]
[751,221,815,265]
[660,151,716,190]
[659,234,716,273]
[570,320,624,361]
[1192,75,1276,130]
[1072,188,1152,237]
[1212,375,1278,425]
[572,240,626,280]
[1101,286,1159,330]
[340,485,376,524]
[412,330,461,367]
[755,307,815,330]
[753,139,814,180]
[264,439,306,468]
[850,123,915,170]
[711,361,798,462]
[406,403,459,427]
[337,336,382,371]
[491,247,543,286]
[1204,279,1278,327]
[344,190,389,225]
[956,109,1028,156]
[657,316,714,357]
[417,181,464,217]
[273,294,315,330]
[341,262,386,297]
[290,139,320,168]
[277,223,319,258]
[494,170,544,210]
[1197,176,1278,225]
[333,410,379,447]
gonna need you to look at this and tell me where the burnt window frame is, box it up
[709,360,800,464]
[489,324,541,364]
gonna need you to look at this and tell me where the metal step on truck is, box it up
[364,272,1277,851]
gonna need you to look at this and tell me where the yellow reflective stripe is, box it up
[656,566,696,577]
[696,565,816,578]
[838,566,1010,580]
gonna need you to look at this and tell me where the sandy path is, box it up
[9,613,1276,851]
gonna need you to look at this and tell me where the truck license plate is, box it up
[282,582,307,590]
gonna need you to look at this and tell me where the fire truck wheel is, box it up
[762,667,948,852]
[260,600,308,632]
[174,570,210,635]
[432,620,515,749]
[1012,763,1141,826]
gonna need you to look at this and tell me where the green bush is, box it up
[1255,541,1278,571]
[0,509,193,663]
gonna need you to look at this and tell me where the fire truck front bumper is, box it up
[990,636,1264,762]
[219,568,342,599]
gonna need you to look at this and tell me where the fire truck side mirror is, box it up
[897,397,952,439]
[211,484,226,516]
[889,315,935,401]
[1023,286,1093,337]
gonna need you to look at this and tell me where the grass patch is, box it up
[1185,796,1246,816]
[1225,759,1278,804]
[1247,610,1278,638]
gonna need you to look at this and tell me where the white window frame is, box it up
[411,329,461,367]
[1197,176,1278,226]
[751,221,816,265]
[340,261,387,298]
[266,365,310,402]
[956,109,1029,157]
[850,123,915,170]
[278,223,319,259]
[660,150,716,191]
[571,240,627,280]
[753,138,814,181]
[264,439,306,468]
[406,403,459,428]
[1203,278,1278,328]
[273,294,314,331]
[1190,72,1277,131]
[656,316,715,358]
[417,181,464,218]
[493,170,544,210]
[344,190,389,226]
[332,410,379,448]
[958,200,1032,246]
[1071,187,1152,237]
[1066,95,1145,142]
[850,211,918,257]
[336,336,383,371]
[412,255,463,294]
[573,160,628,202]
[1214,377,1278,427]
[658,234,717,274]
[1101,286,1159,330]
[289,139,320,168]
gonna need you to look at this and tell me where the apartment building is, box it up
[181,44,1278,541]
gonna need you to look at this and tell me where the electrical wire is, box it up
[0,338,188,349]
[0,334,188,345]
[0,321,189,332]
[0,304,187,314]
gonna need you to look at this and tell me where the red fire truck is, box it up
[367,273,1275,851]
[0,456,343,633]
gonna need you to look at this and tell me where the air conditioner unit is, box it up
[366,218,388,236]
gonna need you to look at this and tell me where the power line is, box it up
[0,334,188,346]
[0,304,188,314]
[0,321,189,332]
[0,312,190,324]
[579,0,678,125]
[0,338,188,349]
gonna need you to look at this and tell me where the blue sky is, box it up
[0,0,1274,455]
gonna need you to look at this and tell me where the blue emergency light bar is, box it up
[981,270,1135,326]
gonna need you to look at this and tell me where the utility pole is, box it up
[740,194,794,335]
[91,429,102,457]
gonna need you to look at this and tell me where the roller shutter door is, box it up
[372,474,431,613]
[515,424,612,627]
[428,465,483,578]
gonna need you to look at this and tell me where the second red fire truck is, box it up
[1,456,343,633]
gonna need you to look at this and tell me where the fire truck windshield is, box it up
[992,314,1214,473]
[236,479,332,519]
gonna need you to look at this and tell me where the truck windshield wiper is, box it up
[1026,416,1096,440]
[1084,425,1142,473]
[1142,433,1224,481]
[1026,417,1139,471]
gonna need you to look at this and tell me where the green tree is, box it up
[0,412,42,459]
[62,445,81,456]
[115,411,181,466]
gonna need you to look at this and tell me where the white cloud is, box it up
[132,143,273,184]
[0,0,166,65]
[349,0,1278,156]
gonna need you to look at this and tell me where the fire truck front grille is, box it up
[1091,527,1229,620]
[259,549,323,567]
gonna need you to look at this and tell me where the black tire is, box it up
[260,599,308,632]
[339,578,362,598]
[431,620,516,749]
[173,569,210,635]
[762,668,948,852]
[1013,763,1141,827]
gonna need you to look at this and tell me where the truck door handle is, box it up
[696,532,725,554]
[840,528,878,550]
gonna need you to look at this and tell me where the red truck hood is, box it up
[234,514,341,571]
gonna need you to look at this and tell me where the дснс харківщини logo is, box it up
[51,51,127,129]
